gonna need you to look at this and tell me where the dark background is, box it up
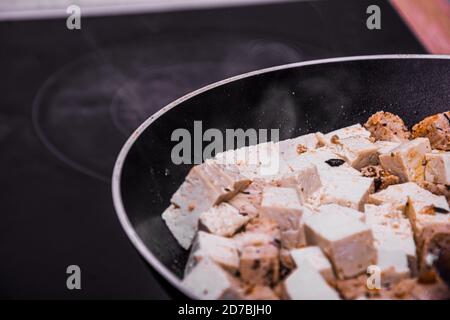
[0,0,424,299]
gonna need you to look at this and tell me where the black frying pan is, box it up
[112,55,450,298]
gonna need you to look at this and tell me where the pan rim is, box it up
[112,54,450,299]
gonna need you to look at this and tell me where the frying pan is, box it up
[112,55,450,298]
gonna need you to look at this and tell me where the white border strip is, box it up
[112,54,450,299]
[0,0,297,21]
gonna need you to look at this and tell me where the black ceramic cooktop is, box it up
[0,0,424,299]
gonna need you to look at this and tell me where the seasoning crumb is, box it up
[330,134,341,145]
[422,205,436,215]
[296,144,308,154]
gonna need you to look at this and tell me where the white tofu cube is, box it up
[425,152,450,185]
[199,202,249,237]
[182,258,243,300]
[171,162,251,213]
[368,182,425,211]
[320,174,374,211]
[275,163,322,203]
[290,246,335,285]
[319,203,365,222]
[282,261,341,300]
[377,248,410,286]
[261,187,303,230]
[364,204,417,266]
[165,162,250,249]
[217,141,323,203]
[184,231,239,276]
[162,205,198,250]
[323,123,372,141]
[290,147,360,177]
[375,140,400,156]
[214,142,291,181]
[278,133,320,159]
[379,138,431,182]
[304,211,377,279]
[326,136,379,170]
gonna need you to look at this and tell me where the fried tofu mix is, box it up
[161,110,450,300]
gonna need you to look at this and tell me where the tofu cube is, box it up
[425,152,450,185]
[377,248,410,286]
[375,140,400,156]
[182,258,243,300]
[291,147,360,177]
[162,205,198,250]
[244,217,281,241]
[290,246,335,285]
[232,231,277,253]
[319,203,365,222]
[165,162,250,249]
[282,261,341,300]
[261,187,303,230]
[214,142,291,181]
[278,133,320,159]
[406,192,450,243]
[364,204,417,271]
[227,181,264,219]
[184,231,239,276]
[323,123,372,141]
[280,227,307,250]
[368,182,425,211]
[171,162,251,213]
[199,202,249,237]
[239,244,280,286]
[275,163,322,203]
[320,174,375,211]
[327,136,379,170]
[379,138,431,182]
[304,212,377,279]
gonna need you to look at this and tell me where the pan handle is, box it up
[391,0,450,54]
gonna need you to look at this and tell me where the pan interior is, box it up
[119,57,450,279]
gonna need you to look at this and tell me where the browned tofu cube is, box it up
[379,138,431,183]
[239,244,280,286]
